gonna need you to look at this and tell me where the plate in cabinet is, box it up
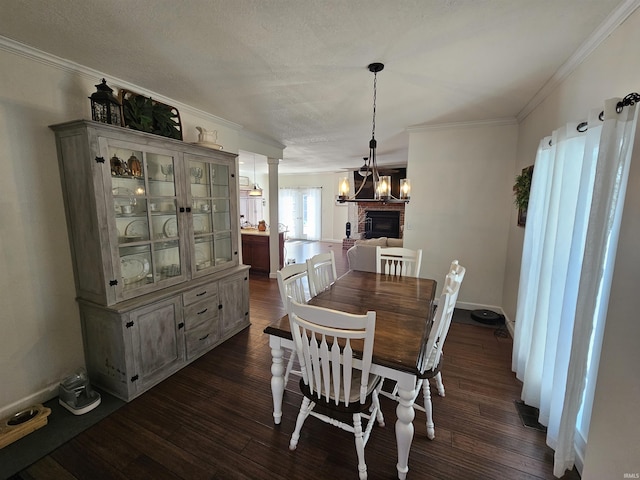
[121,255,150,284]
[125,219,148,237]
[163,218,178,237]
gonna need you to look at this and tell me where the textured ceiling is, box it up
[0,0,626,174]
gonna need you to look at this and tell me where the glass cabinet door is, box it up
[187,156,234,275]
[110,145,184,294]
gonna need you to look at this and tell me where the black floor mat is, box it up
[0,387,124,479]
[514,400,547,432]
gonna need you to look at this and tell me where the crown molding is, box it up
[406,117,517,132]
[517,0,640,122]
[0,33,283,150]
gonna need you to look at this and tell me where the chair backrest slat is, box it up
[375,246,423,278]
[277,263,310,306]
[306,251,338,297]
[288,298,376,406]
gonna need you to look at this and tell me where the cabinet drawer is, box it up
[185,318,220,360]
[183,281,218,306]
[183,296,219,331]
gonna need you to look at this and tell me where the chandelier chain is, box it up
[371,71,377,139]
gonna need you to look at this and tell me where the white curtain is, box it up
[279,187,322,240]
[512,97,639,477]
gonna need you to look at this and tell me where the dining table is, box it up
[264,270,437,480]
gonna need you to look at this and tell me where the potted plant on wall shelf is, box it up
[514,165,533,227]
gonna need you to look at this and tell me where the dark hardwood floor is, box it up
[15,242,580,480]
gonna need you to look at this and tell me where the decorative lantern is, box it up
[400,179,411,199]
[378,175,392,200]
[338,177,350,200]
[89,79,122,125]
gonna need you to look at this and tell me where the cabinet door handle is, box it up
[196,291,207,296]
[179,207,185,213]
[186,207,192,212]
[197,308,208,315]
[199,333,210,341]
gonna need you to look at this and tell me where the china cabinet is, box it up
[51,120,250,401]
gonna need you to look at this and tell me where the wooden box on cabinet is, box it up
[51,120,250,401]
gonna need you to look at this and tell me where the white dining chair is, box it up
[445,259,466,290]
[287,298,385,480]
[375,246,423,278]
[306,251,338,297]
[414,284,459,440]
[381,261,466,440]
[276,263,311,385]
[432,260,466,397]
[277,262,310,307]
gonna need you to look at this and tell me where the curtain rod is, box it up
[576,92,640,133]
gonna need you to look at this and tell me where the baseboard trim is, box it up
[435,300,514,337]
[0,383,59,419]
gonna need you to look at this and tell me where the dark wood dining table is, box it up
[264,270,436,480]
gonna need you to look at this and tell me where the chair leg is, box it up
[372,388,385,427]
[422,379,435,440]
[434,372,445,397]
[289,397,314,451]
[283,350,297,386]
[352,413,368,480]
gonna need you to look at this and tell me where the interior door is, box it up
[279,187,321,240]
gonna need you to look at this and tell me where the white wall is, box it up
[501,8,640,477]
[0,41,282,417]
[404,122,518,308]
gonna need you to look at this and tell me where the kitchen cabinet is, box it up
[241,230,284,275]
[51,120,250,401]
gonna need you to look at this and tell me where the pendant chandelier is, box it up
[337,63,410,203]
[249,154,263,196]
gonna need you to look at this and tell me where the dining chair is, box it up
[432,260,466,397]
[446,259,466,289]
[375,246,423,278]
[412,285,459,440]
[381,262,465,440]
[306,251,338,297]
[287,298,385,480]
[276,263,311,385]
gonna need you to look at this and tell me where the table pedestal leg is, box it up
[395,381,416,480]
[270,343,285,425]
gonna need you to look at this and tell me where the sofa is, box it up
[346,236,404,273]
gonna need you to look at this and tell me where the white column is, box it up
[268,157,280,278]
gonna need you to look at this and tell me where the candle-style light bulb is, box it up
[400,179,410,199]
[338,177,350,200]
